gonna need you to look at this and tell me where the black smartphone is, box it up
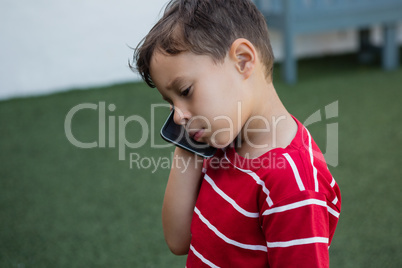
[160,110,217,158]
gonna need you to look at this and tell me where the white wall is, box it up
[0,0,167,100]
[0,0,401,100]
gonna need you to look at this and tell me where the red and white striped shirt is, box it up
[186,117,341,267]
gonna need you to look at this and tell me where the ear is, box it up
[228,38,256,79]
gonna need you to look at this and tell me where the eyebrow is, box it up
[167,76,185,90]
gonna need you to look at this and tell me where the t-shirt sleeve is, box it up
[260,190,333,268]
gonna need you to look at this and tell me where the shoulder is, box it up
[256,149,310,203]
[257,145,337,210]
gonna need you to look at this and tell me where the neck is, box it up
[235,81,298,158]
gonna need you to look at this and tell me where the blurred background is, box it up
[1,0,401,267]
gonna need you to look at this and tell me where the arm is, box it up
[162,147,204,255]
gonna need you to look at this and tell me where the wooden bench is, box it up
[254,0,402,83]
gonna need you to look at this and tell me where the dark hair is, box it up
[132,0,274,88]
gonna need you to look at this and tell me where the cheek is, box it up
[208,111,242,148]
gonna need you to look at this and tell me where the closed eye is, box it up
[180,87,191,97]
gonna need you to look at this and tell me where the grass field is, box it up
[1,52,401,267]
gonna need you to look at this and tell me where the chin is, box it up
[209,137,233,149]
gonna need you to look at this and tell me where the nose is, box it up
[173,107,190,126]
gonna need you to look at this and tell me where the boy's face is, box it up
[150,50,252,148]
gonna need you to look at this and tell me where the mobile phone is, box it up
[160,110,217,158]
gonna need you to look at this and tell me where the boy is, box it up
[133,0,341,267]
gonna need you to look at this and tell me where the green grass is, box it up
[1,52,401,267]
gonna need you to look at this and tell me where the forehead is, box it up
[149,50,219,90]
[150,50,200,72]
[149,51,181,90]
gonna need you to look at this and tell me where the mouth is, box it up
[188,128,204,142]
